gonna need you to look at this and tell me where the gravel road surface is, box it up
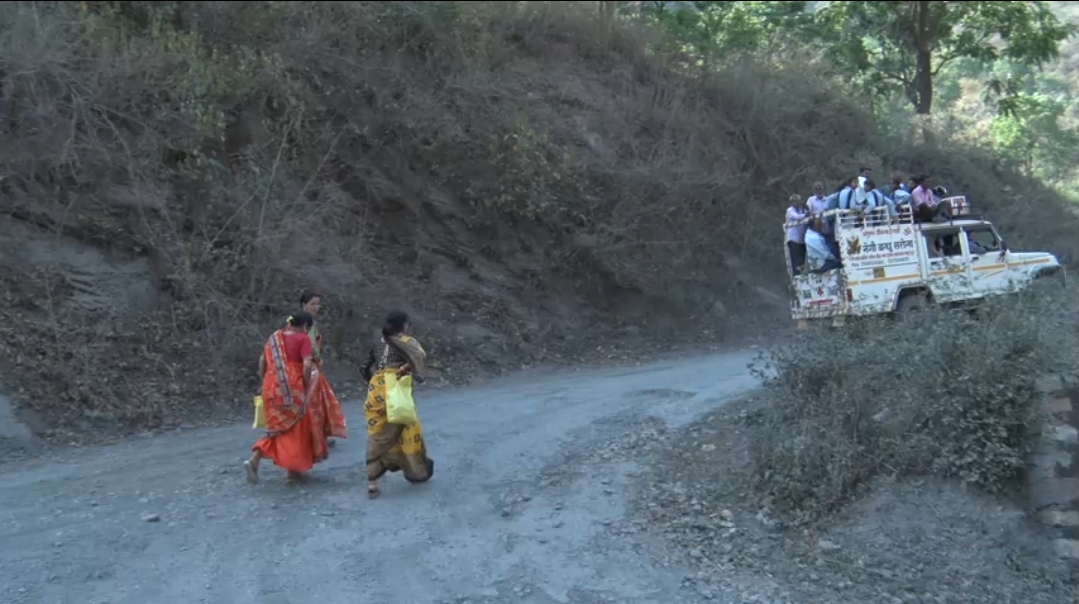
[0,350,762,604]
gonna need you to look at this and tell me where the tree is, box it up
[816,1,1076,115]
[642,1,813,68]
[989,92,1079,181]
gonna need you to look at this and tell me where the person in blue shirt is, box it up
[887,174,912,207]
[864,179,896,220]
[836,177,858,210]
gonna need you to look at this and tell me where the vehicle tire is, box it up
[1028,271,1066,298]
[895,291,929,318]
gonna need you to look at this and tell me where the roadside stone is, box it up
[1045,396,1073,416]
[817,539,840,552]
[141,513,160,523]
[1028,450,1073,478]
[1051,538,1079,560]
[1038,509,1079,527]
[1048,425,1079,446]
[1030,478,1079,510]
[1035,375,1064,394]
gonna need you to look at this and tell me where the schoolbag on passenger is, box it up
[825,192,839,210]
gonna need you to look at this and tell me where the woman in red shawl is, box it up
[244,311,342,484]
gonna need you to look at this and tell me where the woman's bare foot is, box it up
[367,481,381,499]
[244,459,259,485]
[286,471,306,484]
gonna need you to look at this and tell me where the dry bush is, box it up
[748,285,1079,519]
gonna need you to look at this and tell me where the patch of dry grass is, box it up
[748,285,1079,519]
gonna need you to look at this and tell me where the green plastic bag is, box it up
[385,374,418,425]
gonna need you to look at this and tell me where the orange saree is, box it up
[252,330,347,473]
[309,323,348,446]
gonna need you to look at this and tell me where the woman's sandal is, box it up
[367,483,381,499]
[244,460,259,485]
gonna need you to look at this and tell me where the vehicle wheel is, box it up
[895,291,929,318]
[1028,271,1066,298]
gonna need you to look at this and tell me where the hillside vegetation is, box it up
[1,1,1077,439]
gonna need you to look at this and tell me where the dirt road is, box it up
[0,349,765,604]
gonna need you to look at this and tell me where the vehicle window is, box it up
[923,231,962,258]
[963,227,999,254]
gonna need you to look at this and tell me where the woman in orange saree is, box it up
[244,311,345,485]
[361,310,435,499]
[298,290,347,449]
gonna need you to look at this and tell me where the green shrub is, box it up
[749,284,1079,518]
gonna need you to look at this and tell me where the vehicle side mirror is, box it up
[999,240,1008,252]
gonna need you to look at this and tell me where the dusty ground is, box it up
[0,349,767,604]
[3,349,1075,604]
[633,396,1079,604]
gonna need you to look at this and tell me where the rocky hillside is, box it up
[1,1,1076,442]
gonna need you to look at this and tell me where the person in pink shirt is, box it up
[910,174,951,222]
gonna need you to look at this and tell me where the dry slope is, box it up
[0,1,1076,441]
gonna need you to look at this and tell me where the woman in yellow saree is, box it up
[361,310,435,499]
[244,311,346,485]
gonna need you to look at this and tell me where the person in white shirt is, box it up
[805,218,841,273]
[855,166,872,206]
[785,194,808,275]
[806,182,828,215]
[857,166,872,189]
[806,181,833,247]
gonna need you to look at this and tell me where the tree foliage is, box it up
[633,1,1079,196]
[642,1,813,66]
[815,1,1076,114]
[990,92,1079,182]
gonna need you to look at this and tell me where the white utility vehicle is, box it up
[784,197,1065,323]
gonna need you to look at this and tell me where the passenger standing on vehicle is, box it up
[807,182,828,228]
[785,194,808,275]
[805,218,841,273]
[857,166,872,190]
[807,180,837,253]
[854,166,872,206]
[807,182,827,212]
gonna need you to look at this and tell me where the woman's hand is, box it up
[396,363,411,377]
